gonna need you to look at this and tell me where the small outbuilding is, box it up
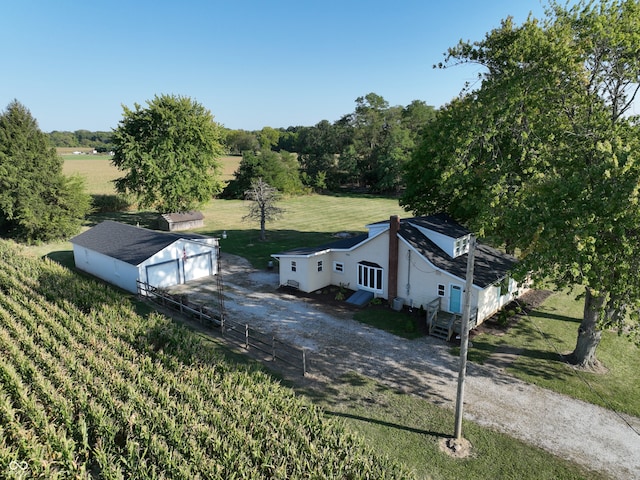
[157,211,204,232]
[71,220,218,294]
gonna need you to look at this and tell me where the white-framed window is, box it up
[317,260,323,272]
[437,284,445,297]
[333,262,344,273]
[454,235,469,257]
[291,261,297,272]
[357,262,383,292]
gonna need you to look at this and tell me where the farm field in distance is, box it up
[61,152,241,192]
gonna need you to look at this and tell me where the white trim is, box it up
[357,263,384,293]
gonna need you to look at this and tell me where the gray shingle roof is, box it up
[399,223,515,288]
[273,214,516,288]
[407,213,470,238]
[273,233,368,256]
[71,220,203,266]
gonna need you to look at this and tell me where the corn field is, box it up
[0,241,410,479]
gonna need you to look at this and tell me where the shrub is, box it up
[92,194,133,213]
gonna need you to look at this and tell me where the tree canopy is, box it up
[223,150,306,198]
[0,100,91,243]
[111,94,224,213]
[401,0,640,367]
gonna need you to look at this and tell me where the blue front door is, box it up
[449,285,462,313]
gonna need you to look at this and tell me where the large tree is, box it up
[296,120,341,190]
[0,100,91,242]
[402,0,640,367]
[111,94,224,213]
[223,150,305,198]
[338,93,434,193]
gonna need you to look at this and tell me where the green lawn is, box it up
[301,372,606,480]
[465,289,640,418]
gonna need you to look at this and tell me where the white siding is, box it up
[409,223,456,257]
[394,241,478,312]
[332,232,389,298]
[72,245,140,293]
[73,237,218,294]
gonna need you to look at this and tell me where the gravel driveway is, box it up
[171,253,640,480]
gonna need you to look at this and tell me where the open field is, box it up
[62,155,241,194]
[61,156,120,195]
[56,147,97,155]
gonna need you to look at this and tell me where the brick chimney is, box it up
[388,215,400,301]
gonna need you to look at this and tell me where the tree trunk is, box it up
[569,286,603,368]
[260,206,266,241]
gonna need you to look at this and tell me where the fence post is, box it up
[272,336,276,361]
[221,315,225,335]
[302,349,306,376]
[245,324,249,349]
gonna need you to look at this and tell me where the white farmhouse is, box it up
[272,214,526,335]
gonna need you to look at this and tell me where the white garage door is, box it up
[146,260,180,288]
[185,252,212,282]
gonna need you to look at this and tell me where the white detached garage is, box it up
[70,220,219,294]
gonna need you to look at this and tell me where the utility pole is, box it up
[454,235,476,441]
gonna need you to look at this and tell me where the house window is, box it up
[333,262,344,273]
[317,260,323,272]
[357,262,383,292]
[437,284,445,297]
[454,235,470,257]
[291,261,297,272]
[499,277,511,296]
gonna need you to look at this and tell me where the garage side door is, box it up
[185,252,212,282]
[146,259,180,288]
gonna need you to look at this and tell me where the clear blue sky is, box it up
[1,0,552,132]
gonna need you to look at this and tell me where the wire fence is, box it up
[137,281,307,376]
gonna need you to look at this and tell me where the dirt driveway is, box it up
[170,253,640,480]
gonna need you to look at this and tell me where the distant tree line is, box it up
[48,129,114,152]
[222,93,436,198]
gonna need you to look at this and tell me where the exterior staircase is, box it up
[425,297,478,341]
